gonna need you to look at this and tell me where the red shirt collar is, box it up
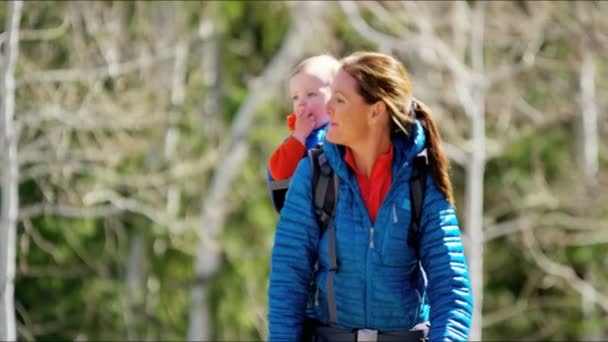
[344,143,394,179]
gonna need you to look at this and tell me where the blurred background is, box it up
[0,0,607,341]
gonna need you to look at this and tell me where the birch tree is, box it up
[575,3,601,339]
[200,0,223,145]
[575,6,599,190]
[1,1,23,340]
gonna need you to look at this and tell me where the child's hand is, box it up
[292,109,315,144]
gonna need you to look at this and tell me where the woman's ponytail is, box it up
[413,99,455,206]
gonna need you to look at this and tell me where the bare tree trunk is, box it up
[581,268,602,341]
[463,3,486,341]
[451,1,468,62]
[200,1,223,143]
[577,41,598,189]
[186,2,328,340]
[124,233,145,341]
[188,8,228,339]
[165,40,188,219]
[576,7,599,336]
[0,1,23,340]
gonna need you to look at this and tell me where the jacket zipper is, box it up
[369,226,375,249]
[393,203,398,223]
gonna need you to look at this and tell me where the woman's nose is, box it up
[326,101,334,117]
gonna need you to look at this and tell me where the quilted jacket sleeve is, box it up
[268,157,320,341]
[420,175,474,342]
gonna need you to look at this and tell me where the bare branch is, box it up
[564,232,608,247]
[17,108,166,131]
[485,4,548,85]
[486,50,538,86]
[483,271,541,328]
[359,1,410,33]
[21,220,63,264]
[482,299,528,328]
[402,1,479,86]
[19,203,119,221]
[15,303,35,342]
[486,110,578,160]
[82,189,170,226]
[513,94,545,125]
[484,212,608,242]
[338,1,403,49]
[19,149,218,189]
[19,147,139,166]
[444,142,468,167]
[16,46,176,86]
[523,226,608,312]
[0,15,70,44]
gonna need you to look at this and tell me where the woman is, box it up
[268,51,473,342]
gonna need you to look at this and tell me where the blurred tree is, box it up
[1,1,23,340]
[2,1,607,341]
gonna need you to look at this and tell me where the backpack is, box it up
[268,144,429,326]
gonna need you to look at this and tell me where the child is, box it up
[267,54,340,212]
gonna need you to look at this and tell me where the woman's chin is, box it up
[326,132,339,144]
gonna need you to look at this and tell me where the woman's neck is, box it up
[349,132,391,178]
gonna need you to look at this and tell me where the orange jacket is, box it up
[268,113,306,180]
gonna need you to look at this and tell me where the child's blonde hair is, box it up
[290,54,340,84]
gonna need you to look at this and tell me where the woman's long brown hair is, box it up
[340,51,455,205]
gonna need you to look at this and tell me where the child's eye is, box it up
[292,95,298,101]
[307,92,317,97]
[336,98,345,104]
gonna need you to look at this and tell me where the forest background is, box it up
[1,1,607,341]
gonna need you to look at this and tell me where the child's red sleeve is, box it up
[268,135,306,180]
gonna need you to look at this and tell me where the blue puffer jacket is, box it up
[268,121,473,341]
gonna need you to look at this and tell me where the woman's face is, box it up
[326,69,374,146]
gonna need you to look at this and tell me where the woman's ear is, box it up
[370,101,387,123]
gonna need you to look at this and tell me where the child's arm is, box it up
[268,136,306,180]
[268,111,315,180]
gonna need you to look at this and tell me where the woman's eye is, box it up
[307,92,317,97]
[336,98,345,104]
[292,95,298,101]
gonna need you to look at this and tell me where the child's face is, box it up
[289,71,331,129]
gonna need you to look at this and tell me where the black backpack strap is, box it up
[268,177,291,212]
[308,146,339,327]
[308,146,337,236]
[408,148,428,262]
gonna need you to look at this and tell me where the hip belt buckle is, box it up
[356,329,378,342]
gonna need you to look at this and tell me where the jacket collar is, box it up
[322,120,426,185]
